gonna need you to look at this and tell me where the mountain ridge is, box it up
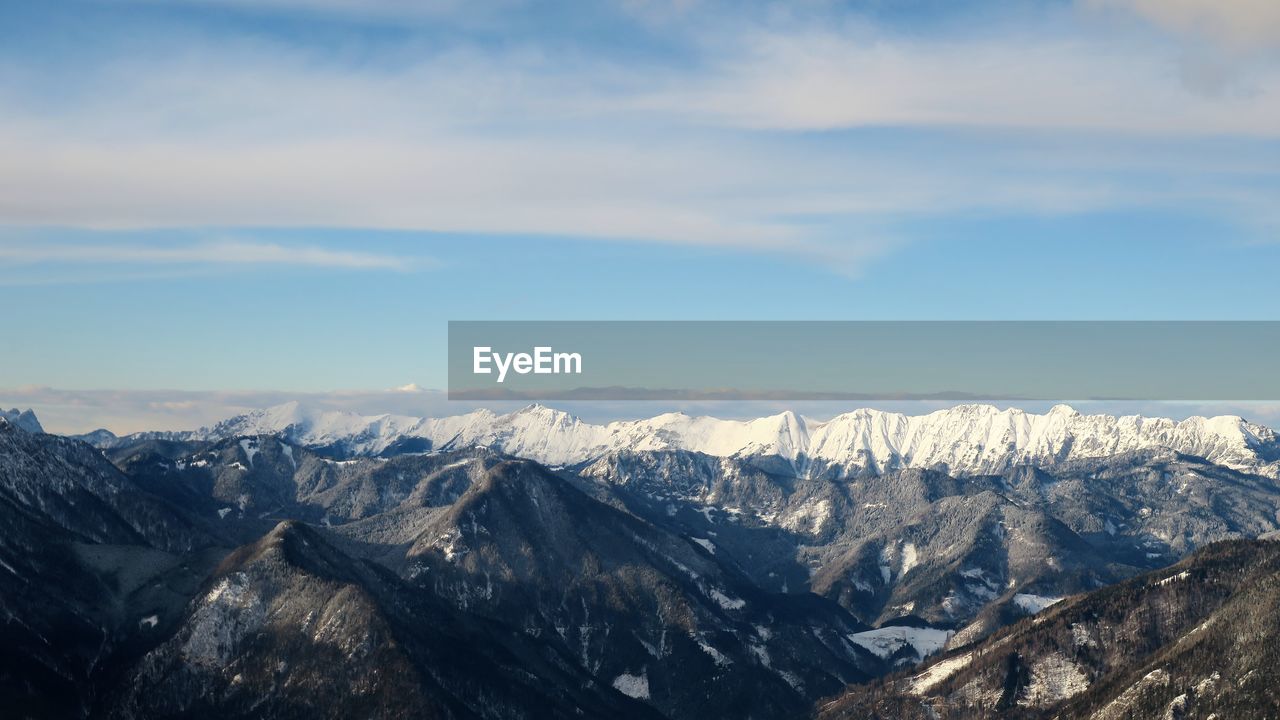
[84,402,1280,479]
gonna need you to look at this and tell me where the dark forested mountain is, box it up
[107,519,664,720]
[6,403,1280,719]
[817,538,1280,720]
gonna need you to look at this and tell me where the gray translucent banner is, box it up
[448,321,1280,401]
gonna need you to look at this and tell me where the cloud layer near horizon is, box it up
[7,385,1280,437]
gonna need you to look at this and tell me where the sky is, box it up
[1,0,1279,432]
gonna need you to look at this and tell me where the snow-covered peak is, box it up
[158,402,1280,478]
[1,408,44,434]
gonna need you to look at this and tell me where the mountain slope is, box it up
[0,421,228,718]
[576,447,1280,636]
[391,459,881,720]
[118,427,1280,647]
[13,402,1280,719]
[108,520,662,720]
[817,538,1280,719]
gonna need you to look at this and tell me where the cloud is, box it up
[644,26,1280,134]
[0,240,414,270]
[121,0,507,22]
[1086,0,1280,51]
[0,2,1277,264]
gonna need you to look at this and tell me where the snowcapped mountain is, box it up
[1,407,43,434]
[121,402,1280,478]
[11,402,1280,718]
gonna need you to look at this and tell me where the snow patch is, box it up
[239,439,259,466]
[692,634,732,667]
[909,652,972,695]
[848,625,953,662]
[612,672,650,700]
[781,498,831,536]
[1013,593,1062,614]
[707,588,746,611]
[901,542,919,576]
[1019,653,1089,707]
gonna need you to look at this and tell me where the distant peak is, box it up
[1,408,43,434]
[942,403,1003,414]
[513,403,573,420]
[268,518,305,536]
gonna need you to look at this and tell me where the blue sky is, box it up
[2,0,1279,431]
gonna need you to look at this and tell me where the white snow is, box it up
[692,634,732,667]
[901,542,919,576]
[239,439,259,466]
[848,625,953,661]
[879,545,895,584]
[690,537,716,554]
[1019,653,1090,707]
[707,588,746,610]
[909,652,973,695]
[1155,570,1190,587]
[154,402,1280,479]
[437,458,477,472]
[0,408,42,433]
[780,498,832,535]
[1071,623,1097,648]
[748,643,771,667]
[612,672,650,700]
[1013,593,1062,614]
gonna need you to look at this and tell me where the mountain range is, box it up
[83,401,1280,478]
[5,401,1280,718]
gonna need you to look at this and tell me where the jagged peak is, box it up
[1,407,44,434]
[138,401,1278,479]
[509,403,576,422]
[218,519,364,584]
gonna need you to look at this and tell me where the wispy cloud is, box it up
[651,27,1280,134]
[1087,0,1280,52]
[0,240,414,269]
[0,0,1277,269]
